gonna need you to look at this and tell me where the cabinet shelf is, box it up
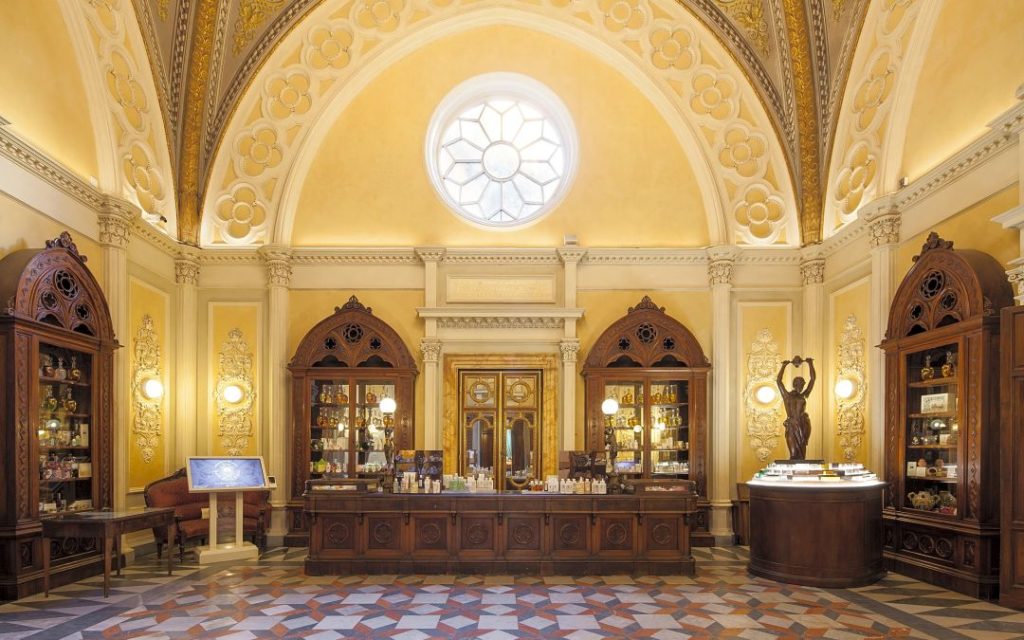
[38,377,90,387]
[906,444,957,450]
[905,475,958,484]
[41,477,92,483]
[38,446,91,452]
[907,377,957,388]
[908,412,956,419]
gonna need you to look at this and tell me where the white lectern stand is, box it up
[186,456,269,564]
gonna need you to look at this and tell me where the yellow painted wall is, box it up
[293,25,709,248]
[901,1,1024,179]
[209,303,261,456]
[0,0,98,180]
[897,185,1020,271]
[127,278,170,490]
[575,290,712,449]
[0,193,105,291]
[829,280,870,465]
[738,304,790,481]
[288,290,426,446]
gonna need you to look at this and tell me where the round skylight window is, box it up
[426,73,578,228]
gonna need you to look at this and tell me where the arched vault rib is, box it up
[201,0,798,248]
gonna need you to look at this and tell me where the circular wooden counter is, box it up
[747,480,885,588]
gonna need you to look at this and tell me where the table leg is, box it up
[42,537,50,598]
[102,535,113,598]
[166,521,174,575]
[115,535,121,577]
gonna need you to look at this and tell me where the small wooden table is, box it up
[42,508,175,597]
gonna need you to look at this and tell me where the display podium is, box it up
[186,456,270,564]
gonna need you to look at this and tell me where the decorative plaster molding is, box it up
[707,247,737,286]
[420,339,442,363]
[836,314,866,461]
[557,247,587,264]
[744,328,782,462]
[0,126,104,209]
[865,207,900,248]
[216,328,256,455]
[98,197,142,248]
[131,314,162,464]
[418,307,584,331]
[559,339,581,363]
[733,250,801,265]
[441,249,560,265]
[415,247,447,263]
[1007,265,1024,304]
[582,249,707,265]
[174,253,201,285]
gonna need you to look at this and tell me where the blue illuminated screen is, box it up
[187,457,267,492]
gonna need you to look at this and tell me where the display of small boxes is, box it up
[920,392,950,414]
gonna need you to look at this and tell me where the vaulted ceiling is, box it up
[132,0,868,246]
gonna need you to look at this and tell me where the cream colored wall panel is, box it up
[127,235,176,280]
[206,301,263,457]
[827,277,871,465]
[198,264,267,289]
[127,277,171,492]
[0,190,105,278]
[576,264,709,291]
[289,264,424,290]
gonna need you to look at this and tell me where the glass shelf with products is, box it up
[902,343,960,517]
[307,378,397,477]
[37,343,94,515]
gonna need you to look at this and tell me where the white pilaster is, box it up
[97,197,138,513]
[991,201,1024,305]
[416,248,445,340]
[800,250,826,459]
[420,340,442,449]
[707,246,735,543]
[173,251,200,466]
[559,340,580,452]
[258,245,291,538]
[866,207,901,474]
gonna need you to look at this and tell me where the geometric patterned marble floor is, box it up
[1,547,1022,640]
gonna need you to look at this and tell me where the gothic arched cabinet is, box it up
[286,296,417,545]
[881,233,1013,599]
[582,297,711,545]
[0,233,116,599]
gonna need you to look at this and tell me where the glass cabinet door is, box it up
[903,344,959,516]
[355,380,395,474]
[649,379,689,478]
[311,378,349,476]
[602,381,644,476]
[38,343,93,514]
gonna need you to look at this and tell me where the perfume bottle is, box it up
[920,354,934,381]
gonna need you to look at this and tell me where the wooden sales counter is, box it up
[747,480,885,588]
[304,483,697,576]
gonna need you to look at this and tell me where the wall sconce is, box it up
[143,378,164,400]
[601,398,620,416]
[222,384,244,404]
[754,384,777,405]
[835,377,857,400]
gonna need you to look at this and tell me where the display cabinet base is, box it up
[305,558,696,576]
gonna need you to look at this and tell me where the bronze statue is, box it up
[776,355,816,460]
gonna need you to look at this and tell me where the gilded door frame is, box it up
[443,354,559,477]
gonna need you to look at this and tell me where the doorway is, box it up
[459,370,541,489]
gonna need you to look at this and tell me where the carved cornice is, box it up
[441,249,560,265]
[557,247,587,264]
[415,247,446,263]
[98,197,142,248]
[582,249,707,265]
[0,126,104,209]
[418,307,584,331]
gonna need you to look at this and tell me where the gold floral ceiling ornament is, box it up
[216,328,256,456]
[131,314,162,464]
[234,0,287,53]
[714,0,770,56]
[835,314,865,461]
[745,328,783,462]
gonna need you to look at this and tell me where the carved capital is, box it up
[415,247,446,263]
[559,339,580,363]
[800,258,825,285]
[1008,265,1024,303]
[866,210,901,248]
[174,252,200,285]
[259,245,292,287]
[557,247,587,264]
[98,196,141,248]
[420,339,442,363]
[708,260,734,286]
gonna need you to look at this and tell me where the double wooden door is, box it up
[458,370,541,488]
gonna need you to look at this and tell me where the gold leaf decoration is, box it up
[745,328,782,461]
[132,314,162,464]
[715,0,770,55]
[217,328,256,455]
[836,314,865,461]
[234,0,286,54]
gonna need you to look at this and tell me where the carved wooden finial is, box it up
[912,232,953,262]
[45,231,87,263]
[627,295,665,314]
[334,295,372,315]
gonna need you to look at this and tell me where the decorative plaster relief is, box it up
[835,314,865,461]
[744,328,782,462]
[203,0,798,247]
[216,328,256,455]
[132,314,162,464]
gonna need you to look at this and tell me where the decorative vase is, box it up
[69,356,81,382]
[54,358,67,381]
[40,354,54,378]
[319,388,331,404]
[920,354,934,381]
[941,351,956,378]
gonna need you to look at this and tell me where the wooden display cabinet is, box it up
[286,296,417,545]
[0,233,115,600]
[582,296,712,545]
[881,233,1013,599]
[1000,305,1024,609]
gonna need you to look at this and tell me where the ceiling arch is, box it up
[201,0,798,249]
